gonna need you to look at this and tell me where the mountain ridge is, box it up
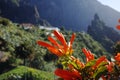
[87,14,120,53]
[0,0,120,31]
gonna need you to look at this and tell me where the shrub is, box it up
[0,66,54,80]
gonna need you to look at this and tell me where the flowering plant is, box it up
[37,20,120,80]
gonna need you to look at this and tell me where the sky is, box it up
[97,0,120,12]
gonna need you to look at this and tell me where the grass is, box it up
[0,66,54,80]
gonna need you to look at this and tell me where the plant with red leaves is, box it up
[37,29,120,80]
[116,19,120,30]
[37,30,75,57]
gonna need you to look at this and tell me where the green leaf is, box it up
[97,61,108,68]
[85,60,96,67]
[93,66,107,79]
[70,61,79,69]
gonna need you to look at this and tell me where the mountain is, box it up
[0,0,38,24]
[87,14,120,53]
[0,0,120,31]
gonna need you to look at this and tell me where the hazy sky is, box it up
[97,0,120,12]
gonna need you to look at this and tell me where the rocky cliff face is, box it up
[87,14,120,53]
[0,0,37,24]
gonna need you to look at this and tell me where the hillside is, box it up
[0,66,54,80]
[0,0,120,31]
[0,17,111,79]
[0,17,110,68]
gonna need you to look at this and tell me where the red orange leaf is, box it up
[54,69,82,80]
[48,36,62,49]
[92,56,106,70]
[53,30,67,49]
[116,25,120,30]
[48,47,62,56]
[106,62,113,72]
[115,53,120,61]
[37,40,53,48]
[118,19,120,23]
[82,48,89,58]
[70,33,76,45]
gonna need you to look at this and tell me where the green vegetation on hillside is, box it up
[0,66,54,80]
[0,17,110,79]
